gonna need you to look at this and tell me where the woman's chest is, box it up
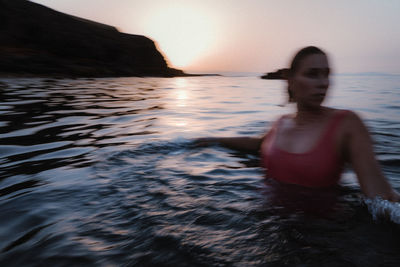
[274,122,329,154]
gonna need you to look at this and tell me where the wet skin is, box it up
[196,52,400,201]
[277,54,334,154]
[289,53,330,111]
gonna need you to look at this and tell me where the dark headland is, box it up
[261,68,289,80]
[0,0,215,78]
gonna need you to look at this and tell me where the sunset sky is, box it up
[31,0,400,74]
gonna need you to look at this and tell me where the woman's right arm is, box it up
[194,136,264,154]
[194,119,278,154]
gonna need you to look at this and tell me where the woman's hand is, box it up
[193,137,219,147]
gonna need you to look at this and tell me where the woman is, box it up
[197,46,400,201]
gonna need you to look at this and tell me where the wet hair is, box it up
[287,46,326,103]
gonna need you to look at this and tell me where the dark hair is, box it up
[287,46,326,102]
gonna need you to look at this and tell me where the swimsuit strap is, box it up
[322,110,350,140]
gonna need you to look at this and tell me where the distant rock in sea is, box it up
[261,68,289,80]
[0,0,189,77]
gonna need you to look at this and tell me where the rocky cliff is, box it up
[0,0,185,77]
[261,68,289,80]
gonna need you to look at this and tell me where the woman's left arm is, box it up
[343,111,400,201]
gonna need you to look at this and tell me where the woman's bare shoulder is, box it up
[341,109,363,124]
[338,109,369,135]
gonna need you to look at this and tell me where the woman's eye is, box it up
[306,71,318,78]
[305,69,330,78]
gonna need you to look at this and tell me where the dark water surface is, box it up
[1,75,400,266]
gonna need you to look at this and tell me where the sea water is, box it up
[0,73,399,266]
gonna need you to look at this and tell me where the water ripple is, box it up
[1,76,400,266]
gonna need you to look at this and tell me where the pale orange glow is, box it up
[30,0,400,73]
[174,78,188,107]
[144,4,218,69]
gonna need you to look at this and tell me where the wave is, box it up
[363,197,400,224]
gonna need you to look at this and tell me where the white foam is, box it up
[363,197,400,224]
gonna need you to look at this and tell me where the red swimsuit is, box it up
[260,110,349,187]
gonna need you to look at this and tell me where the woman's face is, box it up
[289,54,330,109]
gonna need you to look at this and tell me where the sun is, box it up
[144,4,217,69]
